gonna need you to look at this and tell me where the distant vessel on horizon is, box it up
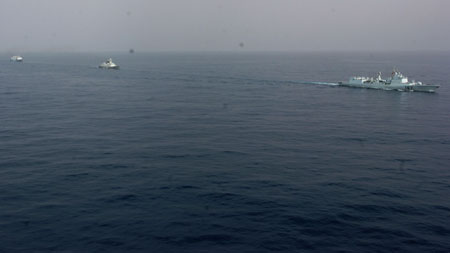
[10,56,23,62]
[339,69,439,92]
[99,58,119,70]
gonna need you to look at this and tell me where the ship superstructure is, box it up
[339,69,439,92]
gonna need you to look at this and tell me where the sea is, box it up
[1,51,449,252]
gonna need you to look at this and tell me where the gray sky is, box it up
[1,0,449,52]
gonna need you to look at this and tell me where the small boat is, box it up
[339,69,439,92]
[99,58,119,69]
[10,56,23,62]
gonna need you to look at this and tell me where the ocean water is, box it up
[1,52,449,252]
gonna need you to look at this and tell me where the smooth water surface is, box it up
[1,52,450,252]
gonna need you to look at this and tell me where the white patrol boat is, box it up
[99,58,119,69]
[10,56,24,62]
[339,69,439,92]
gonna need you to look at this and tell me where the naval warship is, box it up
[99,58,119,70]
[339,69,439,92]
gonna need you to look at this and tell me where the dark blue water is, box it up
[1,52,450,252]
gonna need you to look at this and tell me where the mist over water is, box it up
[2,0,450,52]
[1,52,449,252]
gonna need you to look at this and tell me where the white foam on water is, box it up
[300,81,340,86]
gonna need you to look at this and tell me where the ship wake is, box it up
[300,81,340,86]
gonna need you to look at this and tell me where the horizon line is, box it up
[2,49,450,54]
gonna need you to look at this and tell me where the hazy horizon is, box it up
[1,0,450,53]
